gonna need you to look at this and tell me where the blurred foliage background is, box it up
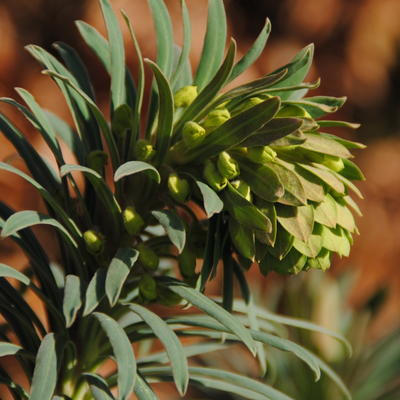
[0,0,399,398]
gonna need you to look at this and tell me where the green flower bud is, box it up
[83,230,104,254]
[134,139,156,161]
[233,97,264,115]
[137,243,159,271]
[87,150,108,174]
[122,206,144,235]
[202,108,230,132]
[246,146,277,164]
[174,85,198,108]
[217,152,240,179]
[203,159,228,191]
[322,156,344,172]
[139,274,157,301]
[182,121,206,148]
[276,104,312,119]
[178,247,197,278]
[168,173,190,203]
[231,180,251,201]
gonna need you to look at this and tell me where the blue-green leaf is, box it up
[194,0,227,89]
[162,278,257,356]
[114,161,160,183]
[30,333,57,400]
[128,304,189,395]
[83,268,107,316]
[93,312,136,400]
[151,210,186,253]
[63,275,82,328]
[229,18,271,83]
[106,248,139,307]
[134,373,158,400]
[84,373,115,400]
[0,263,30,285]
[195,180,223,218]
[1,210,78,249]
[99,0,126,108]
[0,342,23,357]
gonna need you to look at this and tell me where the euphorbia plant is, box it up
[0,0,364,398]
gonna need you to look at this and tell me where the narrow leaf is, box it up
[30,333,57,400]
[84,268,107,316]
[63,275,82,328]
[93,312,136,399]
[195,180,223,218]
[106,248,139,307]
[0,263,30,285]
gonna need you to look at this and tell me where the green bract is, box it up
[0,0,363,398]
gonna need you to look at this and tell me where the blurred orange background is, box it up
[0,0,399,348]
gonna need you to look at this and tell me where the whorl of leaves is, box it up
[0,0,362,398]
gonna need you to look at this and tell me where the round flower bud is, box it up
[182,121,206,148]
[217,151,240,179]
[139,274,157,301]
[134,139,155,162]
[233,96,264,115]
[122,206,144,235]
[231,180,251,201]
[202,108,230,132]
[322,156,344,172]
[137,243,159,271]
[87,150,108,174]
[168,173,190,203]
[174,85,198,108]
[276,104,312,119]
[83,230,104,254]
[246,146,277,164]
[203,159,228,191]
[178,247,197,278]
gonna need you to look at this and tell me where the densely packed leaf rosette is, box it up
[0,0,362,398]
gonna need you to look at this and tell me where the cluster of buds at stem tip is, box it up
[202,108,230,133]
[134,139,156,162]
[87,150,108,174]
[122,206,144,235]
[168,173,190,203]
[182,121,206,147]
[203,159,227,191]
[276,103,312,119]
[174,85,198,108]
[83,229,104,254]
[217,151,240,180]
[137,242,159,271]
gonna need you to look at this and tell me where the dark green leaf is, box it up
[276,204,314,242]
[223,183,272,233]
[240,160,284,202]
[340,159,365,181]
[298,96,346,119]
[145,60,174,165]
[241,117,302,147]
[229,218,255,260]
[151,210,186,253]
